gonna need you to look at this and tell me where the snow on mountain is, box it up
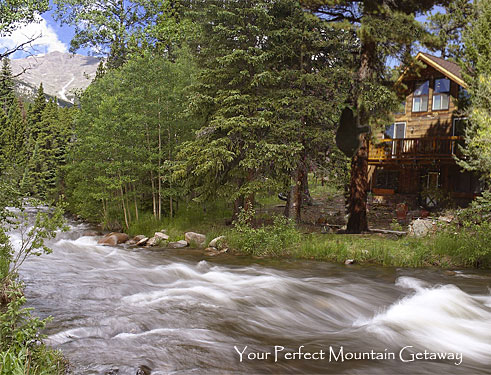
[10,51,100,105]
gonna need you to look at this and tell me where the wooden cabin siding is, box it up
[391,64,460,139]
[368,53,476,203]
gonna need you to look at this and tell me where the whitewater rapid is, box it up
[9,222,491,374]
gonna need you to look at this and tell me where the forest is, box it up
[1,0,491,372]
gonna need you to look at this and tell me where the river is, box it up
[11,220,491,375]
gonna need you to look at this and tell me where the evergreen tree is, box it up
[427,0,475,59]
[265,0,355,220]
[175,0,297,218]
[2,99,27,184]
[458,0,491,184]
[27,83,47,135]
[0,58,15,112]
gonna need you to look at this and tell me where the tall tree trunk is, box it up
[133,183,139,221]
[346,135,369,233]
[346,37,375,234]
[284,163,303,222]
[144,122,157,219]
[168,112,173,218]
[119,181,129,230]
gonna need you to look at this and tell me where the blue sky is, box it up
[0,1,86,59]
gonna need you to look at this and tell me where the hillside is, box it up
[10,51,99,105]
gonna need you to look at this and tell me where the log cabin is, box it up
[368,52,480,208]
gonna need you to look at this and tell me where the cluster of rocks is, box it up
[408,215,455,237]
[96,230,228,256]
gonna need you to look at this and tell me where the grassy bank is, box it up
[226,220,491,269]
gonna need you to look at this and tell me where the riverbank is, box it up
[113,209,491,269]
[78,184,491,269]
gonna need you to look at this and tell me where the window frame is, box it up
[432,77,451,111]
[412,80,429,113]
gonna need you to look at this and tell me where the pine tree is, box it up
[265,0,355,221]
[458,0,491,183]
[175,0,292,218]
[0,58,16,112]
[0,97,28,187]
[427,0,475,59]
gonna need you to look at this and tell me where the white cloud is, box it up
[0,15,67,57]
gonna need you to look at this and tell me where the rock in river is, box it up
[98,232,129,246]
[184,232,206,247]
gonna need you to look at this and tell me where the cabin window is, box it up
[432,78,450,110]
[412,80,429,112]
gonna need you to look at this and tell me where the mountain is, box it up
[10,51,100,106]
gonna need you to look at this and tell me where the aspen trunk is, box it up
[119,183,129,230]
[133,183,139,221]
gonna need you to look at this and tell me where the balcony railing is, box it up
[368,136,463,162]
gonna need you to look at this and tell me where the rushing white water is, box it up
[12,222,491,375]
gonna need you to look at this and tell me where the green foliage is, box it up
[2,202,67,280]
[228,207,301,256]
[53,0,190,67]
[0,0,49,39]
[176,0,353,217]
[65,50,198,226]
[458,0,491,184]
[426,0,474,59]
[0,58,15,111]
[432,222,491,267]
[0,201,67,374]
[0,285,66,375]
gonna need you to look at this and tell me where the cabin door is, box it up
[392,122,406,156]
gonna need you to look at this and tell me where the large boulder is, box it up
[98,232,129,245]
[184,232,206,248]
[155,232,170,241]
[168,240,189,249]
[408,219,436,237]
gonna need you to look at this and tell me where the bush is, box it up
[0,285,67,375]
[432,221,491,267]
[228,208,301,256]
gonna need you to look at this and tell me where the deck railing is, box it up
[368,136,463,162]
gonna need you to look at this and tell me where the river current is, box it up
[11,221,491,374]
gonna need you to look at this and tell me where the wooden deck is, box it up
[368,136,463,163]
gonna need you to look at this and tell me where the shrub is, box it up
[228,208,301,256]
[432,221,491,267]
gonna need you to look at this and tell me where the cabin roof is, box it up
[397,52,467,89]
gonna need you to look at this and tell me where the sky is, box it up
[0,2,444,61]
[0,1,82,59]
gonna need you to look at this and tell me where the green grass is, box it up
[290,234,436,267]
[127,201,231,243]
[226,223,490,269]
